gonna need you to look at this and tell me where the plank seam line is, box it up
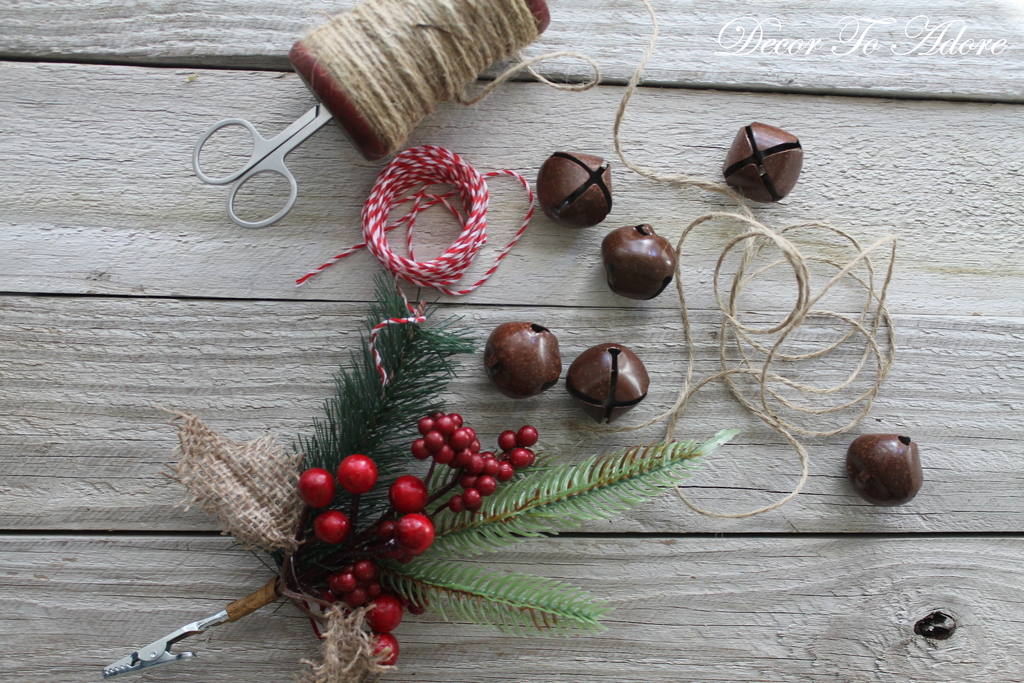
[2,291,1023,321]
[2,56,1022,106]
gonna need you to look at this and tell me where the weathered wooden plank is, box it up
[3,534,1022,682]
[1,295,1022,534]
[1,62,1023,316]
[1,1,1022,101]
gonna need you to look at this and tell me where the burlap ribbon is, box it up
[166,411,304,552]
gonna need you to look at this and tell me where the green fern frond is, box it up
[379,559,609,637]
[429,430,738,557]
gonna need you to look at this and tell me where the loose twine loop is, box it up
[603,0,898,518]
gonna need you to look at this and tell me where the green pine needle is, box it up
[292,274,473,571]
[429,430,739,558]
[379,559,609,637]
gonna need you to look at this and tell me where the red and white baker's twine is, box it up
[297,145,535,385]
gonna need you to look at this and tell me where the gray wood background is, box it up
[2,1,1022,681]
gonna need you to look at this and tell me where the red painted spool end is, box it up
[289,0,551,161]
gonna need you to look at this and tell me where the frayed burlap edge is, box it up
[164,411,303,553]
[298,605,391,683]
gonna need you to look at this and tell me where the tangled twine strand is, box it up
[606,0,897,518]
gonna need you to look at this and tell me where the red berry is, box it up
[498,430,517,452]
[345,588,367,607]
[516,425,539,448]
[466,454,485,475]
[429,412,444,420]
[378,520,396,540]
[434,444,455,464]
[449,413,463,428]
[314,510,350,544]
[448,494,464,512]
[525,450,536,466]
[454,448,474,468]
[496,461,514,481]
[328,571,358,594]
[337,455,378,495]
[417,417,435,435]
[366,581,382,599]
[449,428,473,451]
[459,474,478,490]
[353,559,377,583]
[298,468,335,508]
[476,475,497,496]
[411,438,430,460]
[435,415,456,435]
[366,594,404,633]
[423,430,445,452]
[395,513,435,555]
[321,589,337,604]
[408,601,427,615]
[482,456,500,477]
[462,488,483,511]
[389,475,428,513]
[508,448,532,469]
[373,632,399,666]
[469,439,481,454]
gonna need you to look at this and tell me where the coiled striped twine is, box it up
[298,145,535,384]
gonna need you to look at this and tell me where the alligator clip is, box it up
[102,609,229,678]
[102,577,279,678]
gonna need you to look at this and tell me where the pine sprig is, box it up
[294,275,473,569]
[429,430,739,558]
[379,559,609,637]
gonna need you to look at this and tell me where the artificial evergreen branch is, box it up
[379,559,609,637]
[428,430,739,558]
[293,274,473,572]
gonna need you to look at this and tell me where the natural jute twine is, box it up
[165,411,304,550]
[299,0,600,155]
[298,605,391,683]
[605,0,897,518]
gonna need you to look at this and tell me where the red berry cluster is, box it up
[320,559,410,666]
[296,452,439,665]
[292,413,539,666]
[410,414,538,514]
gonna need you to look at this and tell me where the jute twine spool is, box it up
[290,0,600,159]
[604,0,897,518]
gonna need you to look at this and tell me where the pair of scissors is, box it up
[192,104,333,228]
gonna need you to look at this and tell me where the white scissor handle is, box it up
[192,118,278,185]
[225,153,299,229]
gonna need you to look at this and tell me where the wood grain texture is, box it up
[3,534,1022,682]
[1,1,1022,101]
[1,62,1023,316]
[2,295,1022,534]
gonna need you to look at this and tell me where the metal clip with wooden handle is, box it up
[102,577,279,678]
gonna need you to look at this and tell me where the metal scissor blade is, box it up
[102,610,229,678]
[262,103,334,159]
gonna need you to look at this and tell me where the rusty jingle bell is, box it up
[722,122,803,202]
[484,322,562,399]
[601,224,677,300]
[536,152,612,228]
[846,434,923,506]
[566,343,649,423]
